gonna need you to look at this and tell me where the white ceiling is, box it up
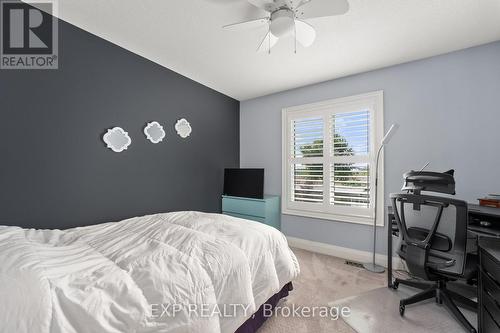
[48,0,500,100]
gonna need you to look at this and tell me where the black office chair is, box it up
[391,171,478,333]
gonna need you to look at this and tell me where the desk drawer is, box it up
[481,249,500,283]
[482,269,500,303]
[482,286,500,329]
[482,304,500,333]
[222,197,266,217]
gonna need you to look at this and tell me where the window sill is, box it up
[282,207,384,227]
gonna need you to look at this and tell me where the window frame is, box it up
[281,91,385,226]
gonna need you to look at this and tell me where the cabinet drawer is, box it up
[222,197,266,217]
[483,287,500,327]
[223,212,266,223]
[481,249,500,283]
[482,305,500,333]
[482,269,500,303]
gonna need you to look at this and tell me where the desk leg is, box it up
[387,215,393,289]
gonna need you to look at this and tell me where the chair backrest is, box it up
[391,193,468,279]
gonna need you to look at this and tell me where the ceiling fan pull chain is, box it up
[294,23,297,54]
[268,31,271,54]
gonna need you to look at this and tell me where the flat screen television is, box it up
[223,168,264,199]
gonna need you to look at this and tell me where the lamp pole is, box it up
[363,144,385,273]
[363,123,399,274]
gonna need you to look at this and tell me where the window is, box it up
[282,91,384,225]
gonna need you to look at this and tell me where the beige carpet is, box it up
[336,284,477,333]
[259,248,386,333]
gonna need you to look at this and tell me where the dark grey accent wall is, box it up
[0,18,239,229]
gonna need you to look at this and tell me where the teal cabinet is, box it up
[222,195,281,230]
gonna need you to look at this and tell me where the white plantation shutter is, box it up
[293,164,323,203]
[330,163,370,207]
[332,111,369,156]
[330,110,371,208]
[290,117,324,203]
[283,91,384,225]
[293,117,323,158]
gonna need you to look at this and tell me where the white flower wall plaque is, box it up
[144,121,166,144]
[175,118,192,139]
[103,127,132,153]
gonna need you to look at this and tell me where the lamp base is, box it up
[363,263,385,273]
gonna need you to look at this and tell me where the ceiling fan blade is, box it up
[257,31,279,53]
[247,0,279,12]
[295,20,316,47]
[296,0,349,19]
[223,17,269,30]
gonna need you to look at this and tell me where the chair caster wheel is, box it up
[392,281,399,290]
[399,304,405,316]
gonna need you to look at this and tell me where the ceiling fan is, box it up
[223,0,349,53]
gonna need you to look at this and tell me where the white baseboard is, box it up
[287,236,404,270]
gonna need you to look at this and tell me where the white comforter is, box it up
[0,211,299,333]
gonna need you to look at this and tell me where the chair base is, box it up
[393,278,477,333]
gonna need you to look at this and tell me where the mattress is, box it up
[0,211,300,333]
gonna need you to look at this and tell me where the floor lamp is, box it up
[363,123,399,273]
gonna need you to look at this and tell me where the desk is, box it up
[478,237,500,333]
[387,204,500,288]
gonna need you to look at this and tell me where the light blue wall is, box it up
[240,41,500,254]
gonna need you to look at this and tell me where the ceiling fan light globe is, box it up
[270,9,295,37]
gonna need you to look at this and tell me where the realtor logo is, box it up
[1,0,58,69]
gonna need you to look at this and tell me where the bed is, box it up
[0,211,300,333]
